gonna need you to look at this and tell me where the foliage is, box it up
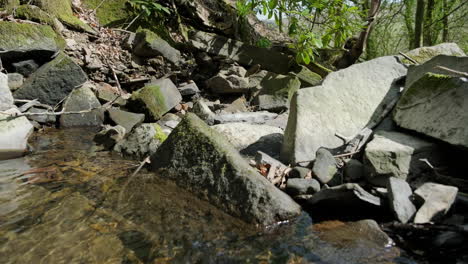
[256,37,272,48]
[128,0,170,22]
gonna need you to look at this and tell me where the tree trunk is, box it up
[423,0,435,46]
[403,0,415,49]
[442,0,449,42]
[413,0,425,49]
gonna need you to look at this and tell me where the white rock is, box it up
[414,182,458,224]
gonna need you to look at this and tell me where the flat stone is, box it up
[364,131,439,186]
[59,83,104,128]
[0,111,34,160]
[414,182,458,224]
[281,56,406,164]
[129,78,182,120]
[307,183,382,208]
[312,148,337,184]
[7,73,24,91]
[285,178,321,196]
[394,73,468,148]
[150,113,301,226]
[178,81,200,96]
[133,29,183,65]
[214,111,278,125]
[14,52,87,105]
[114,123,164,159]
[108,108,144,133]
[387,177,416,223]
[0,72,14,111]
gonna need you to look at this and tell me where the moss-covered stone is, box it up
[402,43,466,64]
[0,21,64,52]
[133,29,182,65]
[153,123,167,142]
[150,113,301,225]
[14,5,58,29]
[0,0,19,11]
[82,0,130,27]
[290,65,322,88]
[36,0,95,34]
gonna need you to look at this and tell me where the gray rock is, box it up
[26,107,56,124]
[286,178,321,196]
[307,183,382,207]
[114,123,164,159]
[14,52,88,105]
[344,159,365,182]
[414,182,458,224]
[178,81,200,96]
[214,111,278,125]
[108,108,144,133]
[12,60,39,77]
[0,110,34,160]
[150,113,301,226]
[189,31,292,74]
[282,56,407,164]
[0,72,14,111]
[133,29,183,65]
[129,78,182,120]
[96,83,127,106]
[162,120,179,129]
[290,65,322,88]
[386,177,416,223]
[288,167,311,179]
[192,100,216,125]
[364,131,439,186]
[312,148,337,184]
[59,83,104,128]
[212,122,283,158]
[206,64,250,94]
[404,55,468,89]
[401,43,465,65]
[7,73,24,91]
[222,97,249,114]
[263,111,289,130]
[253,73,301,112]
[94,125,126,150]
[394,76,468,149]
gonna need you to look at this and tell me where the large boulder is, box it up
[129,79,182,121]
[133,29,183,65]
[394,73,468,148]
[252,73,301,112]
[364,131,440,186]
[0,111,34,160]
[189,31,293,74]
[14,52,87,105]
[150,113,301,225]
[281,56,407,164]
[59,83,104,128]
[0,21,64,64]
[402,43,465,65]
[0,72,14,111]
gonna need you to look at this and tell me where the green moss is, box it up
[152,124,168,142]
[131,85,167,120]
[36,0,95,34]
[15,5,57,28]
[0,0,19,11]
[0,21,65,50]
[397,73,454,108]
[82,0,130,27]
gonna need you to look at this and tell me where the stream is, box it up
[0,128,414,263]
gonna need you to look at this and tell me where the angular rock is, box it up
[35,0,95,33]
[253,73,301,112]
[150,113,301,225]
[59,84,104,128]
[264,111,289,130]
[290,65,322,88]
[114,123,165,159]
[95,82,127,106]
[282,56,407,164]
[0,72,14,111]
[387,177,416,223]
[108,108,144,133]
[7,73,23,91]
[0,111,33,160]
[394,73,468,148]
[312,148,337,184]
[133,29,183,65]
[214,111,278,125]
[14,52,87,105]
[405,55,468,89]
[285,178,321,196]
[192,100,216,125]
[364,131,439,186]
[402,43,465,65]
[26,107,56,124]
[94,125,126,150]
[129,78,182,120]
[12,60,39,77]
[0,21,63,64]
[307,183,382,207]
[222,97,249,114]
[206,64,249,94]
[414,183,458,224]
[178,81,200,96]
[212,122,283,158]
[189,31,293,74]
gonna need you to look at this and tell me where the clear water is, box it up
[0,128,410,264]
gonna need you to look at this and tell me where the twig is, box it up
[399,52,419,64]
[124,11,143,31]
[17,99,52,112]
[108,65,123,95]
[90,0,107,14]
[117,156,151,209]
[435,66,468,78]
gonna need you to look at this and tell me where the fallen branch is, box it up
[17,99,53,112]
[118,156,151,208]
[108,64,124,95]
[399,51,419,64]
[89,0,107,14]
[435,66,468,78]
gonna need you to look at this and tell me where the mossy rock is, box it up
[290,65,322,88]
[0,0,19,11]
[402,43,466,64]
[14,5,60,30]
[133,29,182,65]
[82,0,131,27]
[36,0,95,34]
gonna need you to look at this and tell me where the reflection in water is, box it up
[0,128,407,263]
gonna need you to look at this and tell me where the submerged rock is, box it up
[150,113,301,226]
[14,52,87,105]
[59,83,104,128]
[387,177,416,224]
[133,29,183,65]
[282,56,406,164]
[0,110,34,160]
[0,72,14,111]
[114,123,164,159]
[414,183,458,224]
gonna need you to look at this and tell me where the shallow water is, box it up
[0,128,412,263]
